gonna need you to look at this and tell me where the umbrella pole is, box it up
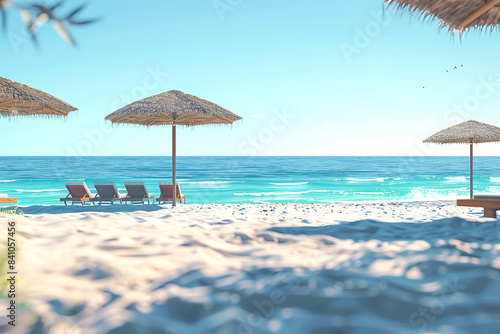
[172,124,177,207]
[470,142,473,199]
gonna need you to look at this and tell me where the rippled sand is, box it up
[1,201,500,333]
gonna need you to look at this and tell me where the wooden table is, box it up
[457,199,500,218]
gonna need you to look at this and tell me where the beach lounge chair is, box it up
[156,182,186,204]
[458,194,500,218]
[122,182,154,204]
[0,194,17,204]
[90,182,125,205]
[60,182,93,206]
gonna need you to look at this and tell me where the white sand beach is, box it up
[1,201,500,333]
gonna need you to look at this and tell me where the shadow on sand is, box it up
[21,204,170,215]
[268,217,499,243]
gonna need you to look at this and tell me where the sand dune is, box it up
[1,201,499,333]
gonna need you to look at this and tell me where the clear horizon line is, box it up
[1,155,500,158]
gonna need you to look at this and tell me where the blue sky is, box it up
[2,0,500,156]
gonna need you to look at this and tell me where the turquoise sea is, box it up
[1,156,500,206]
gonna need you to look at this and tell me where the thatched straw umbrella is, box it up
[105,90,242,207]
[384,0,500,32]
[0,77,77,116]
[0,77,77,204]
[424,120,500,199]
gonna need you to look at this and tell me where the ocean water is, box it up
[1,156,500,206]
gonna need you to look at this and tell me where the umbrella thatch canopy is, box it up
[384,0,500,32]
[424,120,500,199]
[0,77,77,117]
[105,90,242,126]
[424,120,500,144]
[105,90,242,207]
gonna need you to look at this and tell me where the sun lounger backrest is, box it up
[65,182,91,198]
[159,182,174,197]
[94,182,120,198]
[159,182,182,199]
[124,182,150,198]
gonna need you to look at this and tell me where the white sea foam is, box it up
[406,187,466,201]
[15,189,66,193]
[445,176,467,182]
[234,190,329,196]
[0,180,17,183]
[346,178,387,182]
[353,192,386,195]
[490,177,500,182]
[270,182,308,186]
[183,181,234,184]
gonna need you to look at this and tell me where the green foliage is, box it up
[0,206,24,215]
